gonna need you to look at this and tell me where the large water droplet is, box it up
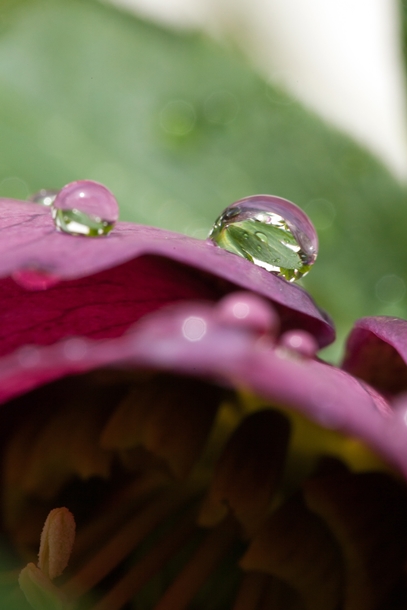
[28,189,59,206]
[52,180,119,237]
[208,195,318,281]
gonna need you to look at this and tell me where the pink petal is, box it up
[0,199,334,357]
[342,316,407,396]
[1,298,403,478]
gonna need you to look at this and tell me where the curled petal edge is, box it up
[343,316,407,396]
[0,301,404,479]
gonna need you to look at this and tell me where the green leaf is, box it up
[1,0,407,359]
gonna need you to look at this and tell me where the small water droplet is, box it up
[255,231,267,243]
[208,195,318,281]
[63,337,87,361]
[52,180,118,237]
[279,330,318,358]
[12,268,60,291]
[28,189,59,206]
[18,345,41,368]
[182,316,207,342]
[216,292,279,335]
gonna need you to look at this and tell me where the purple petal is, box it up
[342,316,407,396]
[1,298,404,478]
[0,199,334,356]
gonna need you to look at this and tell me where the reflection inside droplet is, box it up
[28,189,59,207]
[52,180,119,237]
[208,195,318,282]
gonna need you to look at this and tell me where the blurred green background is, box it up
[1,0,407,361]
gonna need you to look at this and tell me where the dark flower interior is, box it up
[0,366,406,610]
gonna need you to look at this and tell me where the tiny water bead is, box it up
[28,189,59,207]
[208,195,318,282]
[52,180,119,237]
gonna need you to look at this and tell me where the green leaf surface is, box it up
[225,222,301,268]
[212,219,307,282]
[1,0,407,359]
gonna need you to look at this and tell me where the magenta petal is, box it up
[0,199,334,356]
[342,316,407,396]
[1,299,403,477]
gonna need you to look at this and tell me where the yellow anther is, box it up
[38,507,76,580]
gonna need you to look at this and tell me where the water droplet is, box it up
[182,316,207,342]
[208,195,318,281]
[216,292,279,335]
[18,345,40,368]
[279,330,318,358]
[52,180,119,237]
[63,337,87,361]
[28,188,59,206]
[255,231,267,243]
[12,268,60,291]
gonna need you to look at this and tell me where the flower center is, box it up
[1,370,406,609]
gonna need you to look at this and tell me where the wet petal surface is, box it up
[0,199,334,357]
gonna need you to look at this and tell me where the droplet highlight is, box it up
[28,189,59,207]
[208,195,318,281]
[52,180,118,237]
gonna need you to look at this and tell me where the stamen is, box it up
[3,378,118,536]
[199,409,290,536]
[260,578,306,610]
[72,470,169,558]
[63,482,201,600]
[18,508,75,610]
[232,572,271,610]
[38,508,76,580]
[18,563,69,610]
[241,493,343,610]
[101,376,221,479]
[303,471,407,610]
[90,510,197,610]
[153,517,237,610]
